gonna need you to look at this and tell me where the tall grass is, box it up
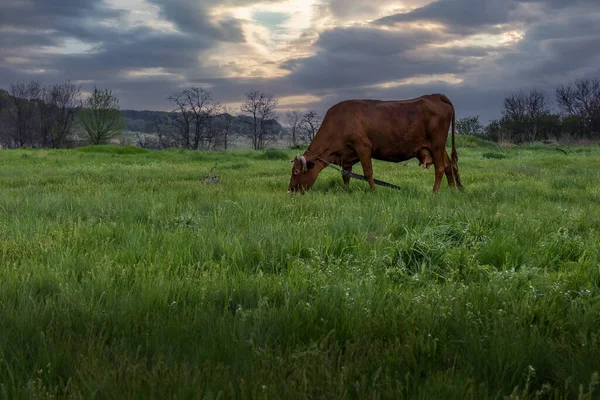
[0,144,599,398]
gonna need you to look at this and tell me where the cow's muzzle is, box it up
[288,184,305,194]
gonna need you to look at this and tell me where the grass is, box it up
[1,142,599,399]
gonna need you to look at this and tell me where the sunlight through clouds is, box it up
[1,0,597,120]
[366,74,465,90]
[204,0,320,79]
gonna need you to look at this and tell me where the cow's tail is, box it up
[441,95,463,188]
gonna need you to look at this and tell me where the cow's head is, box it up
[288,154,317,193]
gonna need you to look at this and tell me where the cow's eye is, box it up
[293,169,300,175]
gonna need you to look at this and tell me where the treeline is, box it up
[0,82,289,150]
[2,76,599,150]
[457,77,600,143]
[0,82,129,149]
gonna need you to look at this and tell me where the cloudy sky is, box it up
[1,0,599,121]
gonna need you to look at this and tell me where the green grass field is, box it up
[1,140,599,399]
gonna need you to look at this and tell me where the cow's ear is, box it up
[307,161,315,170]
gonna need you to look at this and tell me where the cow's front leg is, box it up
[357,146,375,190]
[342,164,352,186]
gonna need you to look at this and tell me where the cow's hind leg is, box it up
[432,149,446,193]
[444,150,456,187]
[453,160,463,188]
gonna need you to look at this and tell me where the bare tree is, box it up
[0,89,10,147]
[168,91,193,148]
[185,88,220,150]
[168,88,219,149]
[0,110,10,148]
[214,105,237,150]
[77,87,124,145]
[8,80,42,147]
[39,81,81,148]
[556,78,600,138]
[240,90,278,150]
[151,114,173,148]
[300,110,322,142]
[525,89,550,142]
[285,110,303,146]
[502,89,550,142]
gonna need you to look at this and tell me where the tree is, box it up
[185,88,220,150]
[152,114,173,149]
[168,88,219,149]
[502,89,550,142]
[213,106,237,150]
[300,110,322,143]
[0,110,10,148]
[77,87,124,145]
[285,111,303,146]
[560,114,580,139]
[0,89,10,147]
[456,116,483,136]
[39,81,81,148]
[7,80,42,147]
[168,91,193,148]
[556,78,600,138]
[240,90,279,150]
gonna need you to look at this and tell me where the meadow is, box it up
[1,139,599,399]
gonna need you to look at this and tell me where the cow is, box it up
[288,94,462,193]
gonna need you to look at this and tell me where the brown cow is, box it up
[288,94,462,193]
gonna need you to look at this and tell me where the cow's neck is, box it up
[305,145,334,171]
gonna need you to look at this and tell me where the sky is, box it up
[1,0,599,122]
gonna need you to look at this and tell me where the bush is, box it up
[482,152,507,159]
[258,148,289,160]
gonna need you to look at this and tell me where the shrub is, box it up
[482,152,507,159]
[259,148,289,160]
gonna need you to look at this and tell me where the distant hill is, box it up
[120,109,284,135]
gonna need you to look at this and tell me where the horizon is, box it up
[1,0,599,123]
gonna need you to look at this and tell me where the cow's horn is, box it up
[296,154,307,173]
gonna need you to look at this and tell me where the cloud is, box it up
[489,5,600,86]
[0,0,123,45]
[0,0,599,123]
[146,0,246,42]
[280,26,470,91]
[375,0,524,35]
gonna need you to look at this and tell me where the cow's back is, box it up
[332,96,447,162]
[311,94,453,163]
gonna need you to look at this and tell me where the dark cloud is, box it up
[50,31,212,81]
[522,0,599,9]
[146,0,245,42]
[0,31,59,53]
[280,26,472,91]
[0,0,122,27]
[375,0,523,35]
[311,26,445,56]
[489,5,600,87]
[0,0,123,43]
